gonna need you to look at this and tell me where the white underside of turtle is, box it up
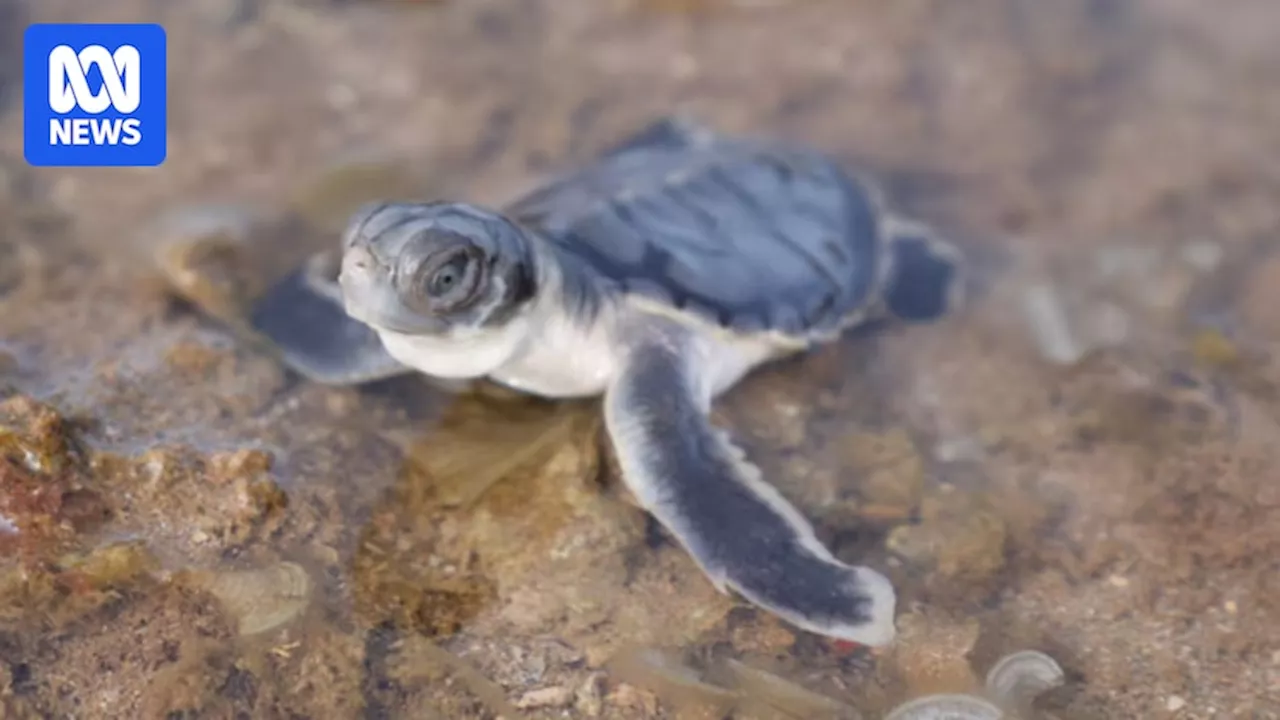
[237,115,967,648]
[374,289,791,400]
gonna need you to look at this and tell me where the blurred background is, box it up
[1,0,1278,718]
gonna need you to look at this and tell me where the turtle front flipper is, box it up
[881,217,966,323]
[249,251,412,385]
[603,332,897,647]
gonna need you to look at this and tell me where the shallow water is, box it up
[2,0,1280,717]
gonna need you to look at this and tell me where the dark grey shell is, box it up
[503,117,887,338]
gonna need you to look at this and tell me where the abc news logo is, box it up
[48,44,144,147]
[24,23,167,167]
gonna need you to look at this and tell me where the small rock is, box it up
[730,615,796,656]
[1166,695,1186,712]
[207,448,274,484]
[891,609,981,696]
[934,437,984,463]
[148,204,263,324]
[575,673,606,717]
[886,489,1008,583]
[841,429,925,512]
[608,683,659,715]
[1022,283,1085,365]
[1181,241,1223,272]
[515,685,573,709]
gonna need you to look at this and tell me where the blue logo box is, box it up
[24,23,167,167]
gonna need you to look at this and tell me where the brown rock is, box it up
[516,685,573,709]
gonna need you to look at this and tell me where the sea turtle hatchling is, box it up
[245,116,964,647]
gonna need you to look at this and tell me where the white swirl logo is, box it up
[47,44,141,114]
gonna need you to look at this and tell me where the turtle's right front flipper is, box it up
[249,251,412,386]
[603,332,897,647]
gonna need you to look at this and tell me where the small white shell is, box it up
[882,650,1066,720]
[883,693,1004,720]
[984,649,1065,709]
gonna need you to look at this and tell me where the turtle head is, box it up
[337,202,537,341]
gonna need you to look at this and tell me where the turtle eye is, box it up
[406,241,486,313]
[426,252,470,298]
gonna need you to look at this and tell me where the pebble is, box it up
[1166,695,1187,712]
[515,685,573,709]
[934,437,984,463]
[1022,283,1085,365]
[148,203,263,323]
[607,683,658,715]
[1181,241,1223,272]
[886,490,1008,583]
[891,609,981,696]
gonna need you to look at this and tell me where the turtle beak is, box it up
[337,244,385,325]
[338,243,445,335]
[338,244,377,296]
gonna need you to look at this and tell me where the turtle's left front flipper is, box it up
[249,251,412,386]
[603,332,897,646]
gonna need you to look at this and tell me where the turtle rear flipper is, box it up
[881,218,965,323]
[249,253,412,385]
[603,326,897,647]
